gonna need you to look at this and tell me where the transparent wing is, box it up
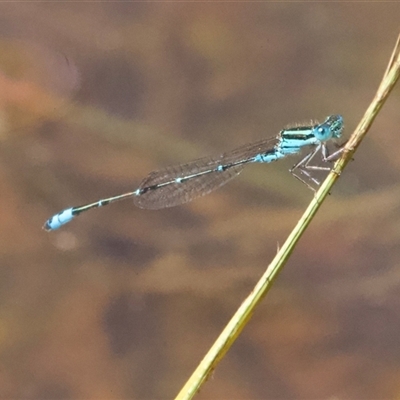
[134,136,277,209]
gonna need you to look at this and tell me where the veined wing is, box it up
[134,136,277,209]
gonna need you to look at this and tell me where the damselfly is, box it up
[44,114,344,231]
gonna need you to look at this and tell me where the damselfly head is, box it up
[325,114,344,139]
[313,114,344,142]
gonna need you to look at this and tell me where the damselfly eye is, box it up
[314,124,331,141]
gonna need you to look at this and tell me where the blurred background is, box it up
[1,3,400,399]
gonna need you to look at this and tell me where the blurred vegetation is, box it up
[1,4,400,400]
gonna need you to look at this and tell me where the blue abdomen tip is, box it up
[43,208,75,231]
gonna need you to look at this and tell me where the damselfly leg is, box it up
[290,142,346,191]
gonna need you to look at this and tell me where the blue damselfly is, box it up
[44,114,344,231]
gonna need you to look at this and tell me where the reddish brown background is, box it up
[1,3,400,399]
